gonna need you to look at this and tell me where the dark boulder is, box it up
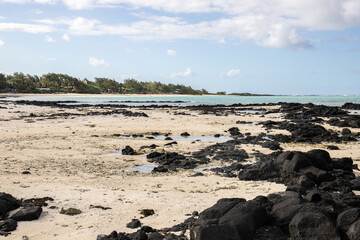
[332,158,353,171]
[122,146,135,155]
[253,225,288,240]
[336,208,360,233]
[267,191,300,204]
[261,141,282,150]
[282,152,312,173]
[327,145,340,150]
[180,132,190,137]
[0,193,21,219]
[0,219,17,232]
[127,230,148,240]
[197,198,245,221]
[190,224,240,240]
[219,200,270,239]
[238,160,280,181]
[346,220,360,240]
[289,206,340,240]
[342,128,352,135]
[274,151,294,166]
[152,166,168,173]
[147,152,163,159]
[271,197,303,226]
[147,232,164,240]
[126,219,141,229]
[307,149,332,171]
[296,175,316,188]
[10,206,42,221]
[228,127,242,137]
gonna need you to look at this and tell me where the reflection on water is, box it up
[103,150,123,156]
[193,166,223,172]
[124,165,159,172]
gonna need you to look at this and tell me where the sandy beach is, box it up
[1,94,359,239]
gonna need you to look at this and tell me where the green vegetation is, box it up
[0,72,207,95]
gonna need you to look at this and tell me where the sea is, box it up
[4,95,360,107]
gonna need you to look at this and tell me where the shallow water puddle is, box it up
[236,110,266,114]
[124,165,159,172]
[103,150,123,156]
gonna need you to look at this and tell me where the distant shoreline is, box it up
[0,93,278,99]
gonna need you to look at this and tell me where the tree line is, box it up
[0,72,209,95]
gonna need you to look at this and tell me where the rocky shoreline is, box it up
[0,99,359,239]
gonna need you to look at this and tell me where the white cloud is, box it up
[89,57,109,67]
[221,69,241,78]
[62,33,70,41]
[0,22,54,33]
[45,35,55,42]
[167,49,177,56]
[62,0,94,9]
[1,0,56,3]
[34,9,43,14]
[2,0,360,49]
[47,57,56,61]
[0,40,4,47]
[170,67,192,78]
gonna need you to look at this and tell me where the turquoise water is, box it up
[5,95,360,106]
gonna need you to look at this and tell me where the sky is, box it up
[0,0,359,94]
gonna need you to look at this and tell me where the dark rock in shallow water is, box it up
[0,219,17,232]
[10,206,42,221]
[126,219,141,229]
[152,166,168,173]
[122,146,135,155]
[147,152,196,171]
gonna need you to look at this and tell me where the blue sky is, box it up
[0,0,359,94]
